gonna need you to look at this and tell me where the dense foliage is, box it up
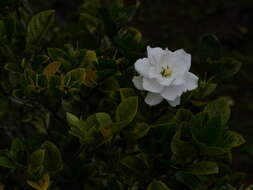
[0,0,251,189]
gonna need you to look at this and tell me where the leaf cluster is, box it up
[0,0,249,190]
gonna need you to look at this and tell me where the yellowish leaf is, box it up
[0,184,4,190]
[81,50,97,68]
[43,61,61,77]
[27,173,50,190]
[127,27,142,42]
[83,69,98,88]
[100,128,111,138]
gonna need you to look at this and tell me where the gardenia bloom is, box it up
[132,46,198,106]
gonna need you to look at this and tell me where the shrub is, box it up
[0,0,251,189]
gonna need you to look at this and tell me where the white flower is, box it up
[132,46,198,107]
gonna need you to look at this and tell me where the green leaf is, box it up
[27,173,50,190]
[26,10,55,47]
[147,180,171,190]
[24,69,37,86]
[245,185,253,190]
[48,48,68,61]
[185,161,219,175]
[199,34,221,62]
[0,156,16,168]
[101,77,120,91]
[222,184,237,190]
[4,62,23,73]
[9,138,25,165]
[204,97,231,126]
[171,130,196,164]
[81,0,101,16]
[95,113,112,127]
[130,122,150,140]
[67,113,88,141]
[116,96,138,122]
[47,48,71,68]
[66,112,80,128]
[41,141,62,173]
[121,155,147,174]
[191,113,223,146]
[214,57,242,80]
[37,74,49,88]
[173,109,193,123]
[83,69,98,88]
[119,88,135,100]
[28,149,45,176]
[222,131,245,148]
[64,68,86,88]
[67,112,112,143]
[192,81,217,99]
[200,146,228,156]
[175,172,202,190]
[80,50,98,68]
[112,97,138,133]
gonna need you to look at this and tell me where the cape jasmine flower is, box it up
[133,46,198,106]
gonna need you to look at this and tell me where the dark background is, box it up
[28,0,253,184]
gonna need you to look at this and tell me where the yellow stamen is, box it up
[161,66,172,77]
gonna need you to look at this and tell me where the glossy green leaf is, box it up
[4,62,22,73]
[191,113,223,146]
[214,57,242,80]
[193,81,217,99]
[64,68,86,88]
[48,48,68,61]
[222,131,245,148]
[9,138,25,165]
[130,122,150,140]
[41,141,63,173]
[116,96,138,122]
[95,113,112,127]
[147,180,171,190]
[26,10,55,47]
[119,88,135,100]
[28,149,45,176]
[171,130,196,164]
[185,161,219,175]
[173,109,193,123]
[27,173,50,190]
[121,155,147,174]
[0,156,16,168]
[204,98,231,126]
[66,113,80,128]
[175,172,202,190]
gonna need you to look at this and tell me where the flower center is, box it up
[161,66,172,77]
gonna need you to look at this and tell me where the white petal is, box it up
[147,46,170,66]
[185,72,198,90]
[134,58,151,77]
[171,74,185,85]
[167,96,181,107]
[166,50,191,74]
[144,92,163,106]
[132,76,144,90]
[161,84,186,101]
[143,78,164,93]
[148,66,160,79]
[173,49,191,70]
[157,76,174,86]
